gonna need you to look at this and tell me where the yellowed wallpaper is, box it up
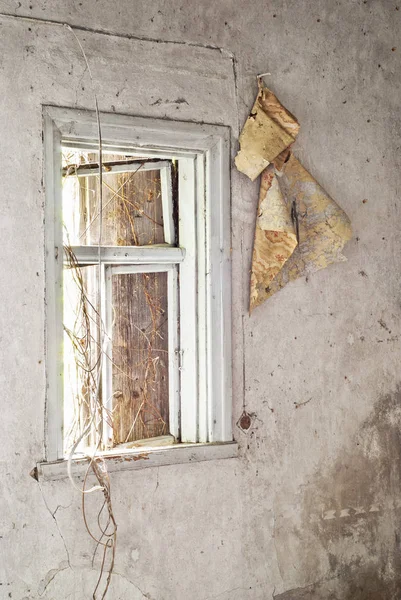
[237,80,352,311]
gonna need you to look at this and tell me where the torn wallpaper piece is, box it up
[250,166,298,311]
[250,154,352,310]
[236,80,352,310]
[235,82,300,181]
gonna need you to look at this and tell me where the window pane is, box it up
[63,262,171,452]
[110,271,170,446]
[62,150,166,246]
[63,263,100,455]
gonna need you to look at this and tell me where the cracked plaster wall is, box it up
[0,1,401,598]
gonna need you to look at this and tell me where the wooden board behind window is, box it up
[111,271,169,445]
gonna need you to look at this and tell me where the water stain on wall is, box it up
[274,567,394,599]
[276,386,401,599]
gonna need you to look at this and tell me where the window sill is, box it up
[36,442,238,482]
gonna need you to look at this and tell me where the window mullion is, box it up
[196,153,208,443]
[206,138,232,442]
[178,157,198,442]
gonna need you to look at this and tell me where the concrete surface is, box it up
[0,0,400,598]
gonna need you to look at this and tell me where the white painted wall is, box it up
[0,1,401,598]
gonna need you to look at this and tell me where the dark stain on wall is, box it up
[274,568,397,599]
[277,385,401,599]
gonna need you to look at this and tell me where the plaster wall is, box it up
[0,1,401,598]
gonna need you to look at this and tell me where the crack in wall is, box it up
[112,571,154,599]
[38,563,71,597]
[231,52,241,138]
[52,501,74,518]
[272,506,285,589]
[272,576,330,600]
[202,585,253,600]
[37,482,72,569]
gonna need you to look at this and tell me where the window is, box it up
[44,107,232,462]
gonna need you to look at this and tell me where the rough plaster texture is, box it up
[0,1,401,598]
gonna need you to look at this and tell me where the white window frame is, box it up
[43,106,233,462]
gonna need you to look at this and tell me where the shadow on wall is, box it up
[275,385,401,600]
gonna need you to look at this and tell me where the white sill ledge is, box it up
[36,442,238,482]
